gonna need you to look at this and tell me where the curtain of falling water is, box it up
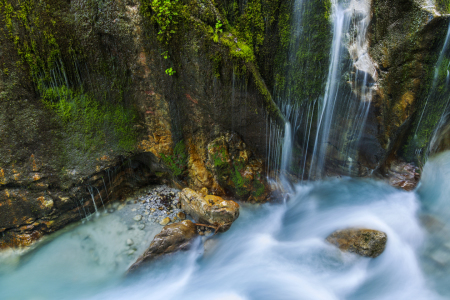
[268,0,377,181]
[309,0,376,179]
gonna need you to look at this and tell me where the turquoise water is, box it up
[2,153,450,300]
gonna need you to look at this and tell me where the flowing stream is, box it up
[2,152,450,299]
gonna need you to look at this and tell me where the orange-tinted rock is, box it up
[180,188,239,232]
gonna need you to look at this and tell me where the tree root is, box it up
[193,223,221,236]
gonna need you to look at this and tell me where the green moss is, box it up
[220,31,255,62]
[274,0,333,105]
[42,86,138,151]
[400,23,450,163]
[160,140,188,177]
[209,141,266,200]
[0,0,140,156]
[437,0,450,14]
[0,0,64,91]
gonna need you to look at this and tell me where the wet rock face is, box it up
[0,153,165,249]
[127,220,198,274]
[206,132,270,202]
[180,188,239,232]
[0,0,276,248]
[326,228,387,258]
[369,0,450,168]
[384,161,420,191]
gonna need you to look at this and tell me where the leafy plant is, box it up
[213,20,223,43]
[165,67,175,76]
[151,0,180,44]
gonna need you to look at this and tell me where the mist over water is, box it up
[4,152,450,299]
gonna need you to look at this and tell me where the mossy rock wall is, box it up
[369,0,450,170]
[0,0,287,247]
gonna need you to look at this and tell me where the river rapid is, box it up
[2,152,450,300]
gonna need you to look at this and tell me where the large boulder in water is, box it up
[326,228,387,258]
[180,188,239,232]
[127,220,198,274]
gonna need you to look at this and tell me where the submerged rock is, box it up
[180,188,239,232]
[127,220,198,274]
[159,217,170,226]
[326,228,387,258]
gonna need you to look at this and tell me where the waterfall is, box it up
[280,122,292,174]
[269,0,376,181]
[309,0,376,178]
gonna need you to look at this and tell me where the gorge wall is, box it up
[1,0,450,247]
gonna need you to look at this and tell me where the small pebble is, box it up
[127,249,136,255]
[160,217,170,226]
[126,239,134,246]
[177,212,186,220]
[133,215,142,222]
[138,224,145,230]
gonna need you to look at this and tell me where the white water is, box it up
[310,0,376,178]
[269,0,377,179]
[3,152,450,299]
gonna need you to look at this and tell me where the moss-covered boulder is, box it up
[326,228,388,258]
[207,132,270,201]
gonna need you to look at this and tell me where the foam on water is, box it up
[4,157,450,299]
[95,180,438,300]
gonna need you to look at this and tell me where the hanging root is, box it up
[193,223,221,236]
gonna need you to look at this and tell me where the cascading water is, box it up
[309,0,376,178]
[269,0,377,180]
[3,1,450,300]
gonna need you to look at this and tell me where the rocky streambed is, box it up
[2,168,450,300]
